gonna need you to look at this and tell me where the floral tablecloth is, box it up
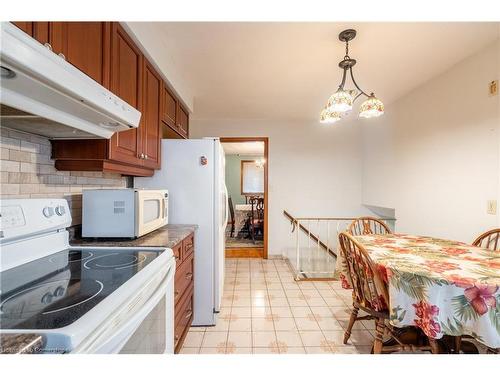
[337,234,500,348]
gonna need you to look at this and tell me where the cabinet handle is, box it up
[58,53,66,60]
[139,153,145,159]
[174,290,180,299]
[185,309,193,320]
[185,272,193,280]
[144,154,149,160]
[44,43,53,51]
[174,335,180,344]
[174,254,180,260]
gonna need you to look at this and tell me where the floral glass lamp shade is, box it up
[327,89,353,113]
[359,94,384,119]
[319,107,342,124]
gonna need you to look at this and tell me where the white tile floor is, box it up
[179,258,374,354]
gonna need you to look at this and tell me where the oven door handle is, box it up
[72,259,176,354]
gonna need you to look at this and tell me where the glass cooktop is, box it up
[0,248,163,330]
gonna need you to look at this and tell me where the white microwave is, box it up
[82,189,168,238]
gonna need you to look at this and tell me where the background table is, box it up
[337,233,500,348]
[234,204,252,237]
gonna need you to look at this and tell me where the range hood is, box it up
[0,23,141,139]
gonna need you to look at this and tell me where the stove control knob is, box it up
[54,286,65,297]
[55,205,66,216]
[41,292,53,304]
[42,206,54,218]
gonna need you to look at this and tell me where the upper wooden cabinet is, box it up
[12,22,110,86]
[162,86,177,128]
[142,60,162,169]
[12,22,34,36]
[161,85,189,139]
[109,23,143,166]
[177,104,189,138]
[12,21,188,176]
[57,22,111,86]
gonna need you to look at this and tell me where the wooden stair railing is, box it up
[283,210,337,259]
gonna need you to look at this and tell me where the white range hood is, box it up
[0,22,141,139]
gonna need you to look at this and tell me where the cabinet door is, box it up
[176,104,189,138]
[11,22,49,45]
[109,23,143,166]
[142,61,162,169]
[11,22,34,36]
[162,85,177,128]
[59,22,111,86]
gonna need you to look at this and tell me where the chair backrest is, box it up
[348,216,392,236]
[228,196,235,222]
[472,228,500,251]
[249,196,264,221]
[338,231,389,312]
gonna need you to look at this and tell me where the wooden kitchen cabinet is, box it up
[173,233,195,353]
[141,60,162,169]
[12,21,189,176]
[108,23,143,166]
[176,103,189,138]
[162,85,177,128]
[12,22,110,86]
[12,22,33,36]
[161,86,189,139]
[55,22,111,86]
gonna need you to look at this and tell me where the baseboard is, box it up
[225,247,264,258]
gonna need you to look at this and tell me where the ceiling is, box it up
[129,22,499,121]
[222,141,264,155]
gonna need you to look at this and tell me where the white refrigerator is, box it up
[135,138,228,326]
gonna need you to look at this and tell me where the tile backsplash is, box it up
[0,127,127,225]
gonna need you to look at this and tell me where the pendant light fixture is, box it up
[320,29,384,123]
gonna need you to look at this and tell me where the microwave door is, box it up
[136,191,167,237]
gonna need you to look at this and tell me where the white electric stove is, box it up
[0,199,175,354]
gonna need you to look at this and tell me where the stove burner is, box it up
[0,279,70,316]
[83,253,148,270]
[0,279,102,318]
[42,280,103,315]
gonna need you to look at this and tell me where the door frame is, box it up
[220,137,269,259]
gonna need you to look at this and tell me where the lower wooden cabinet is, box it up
[173,233,195,353]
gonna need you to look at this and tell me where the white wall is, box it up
[362,39,500,242]
[190,119,369,256]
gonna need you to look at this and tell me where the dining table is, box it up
[337,233,500,349]
[234,204,252,237]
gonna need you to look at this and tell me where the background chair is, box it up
[348,216,392,236]
[451,227,500,353]
[248,196,264,243]
[228,196,236,237]
[338,231,436,354]
[472,228,500,251]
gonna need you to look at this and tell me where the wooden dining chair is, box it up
[472,228,500,251]
[338,231,437,354]
[228,196,236,237]
[248,196,264,243]
[348,217,392,236]
[451,228,500,354]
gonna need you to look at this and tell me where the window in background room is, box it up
[241,160,264,195]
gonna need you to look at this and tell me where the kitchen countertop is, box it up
[0,334,45,354]
[70,224,197,249]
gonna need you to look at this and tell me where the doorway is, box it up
[221,137,269,259]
